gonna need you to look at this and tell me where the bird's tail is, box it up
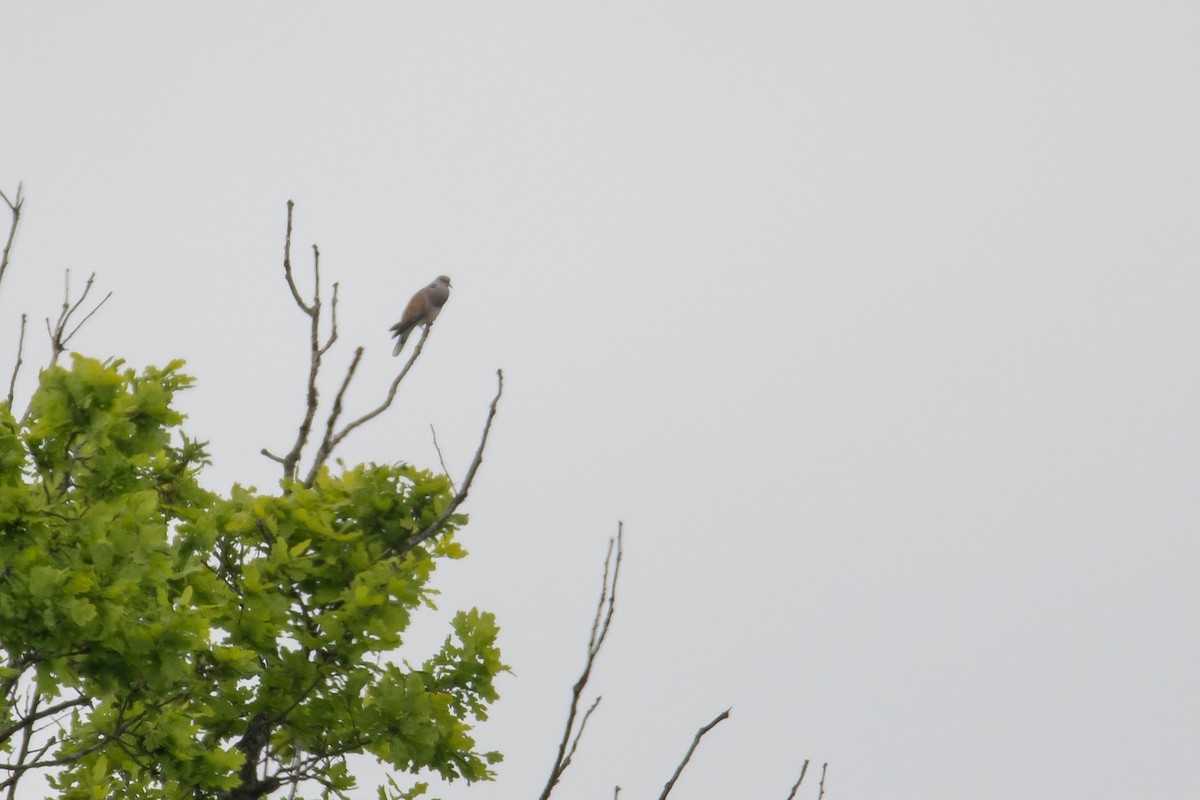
[392,334,407,357]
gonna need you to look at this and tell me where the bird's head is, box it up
[435,275,452,288]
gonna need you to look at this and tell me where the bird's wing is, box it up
[390,290,430,335]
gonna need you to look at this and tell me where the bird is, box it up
[390,275,452,356]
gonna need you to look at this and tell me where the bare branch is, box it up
[537,523,624,800]
[302,325,432,482]
[818,762,828,800]
[275,208,328,481]
[0,695,90,746]
[63,291,112,347]
[657,708,732,800]
[301,346,364,485]
[397,369,504,559]
[318,281,339,357]
[0,182,23,294]
[6,314,26,408]
[559,695,601,778]
[44,271,111,365]
[784,759,810,800]
[429,424,458,493]
[281,200,311,314]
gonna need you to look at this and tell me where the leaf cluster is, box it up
[0,355,505,800]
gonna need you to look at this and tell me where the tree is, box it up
[0,185,822,800]
[0,186,506,800]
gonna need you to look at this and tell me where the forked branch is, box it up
[537,523,623,800]
[0,182,23,295]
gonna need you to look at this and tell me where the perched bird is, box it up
[391,275,452,356]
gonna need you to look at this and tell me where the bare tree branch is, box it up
[0,182,23,295]
[817,762,828,800]
[558,695,601,779]
[0,694,90,745]
[657,708,731,800]
[302,325,432,484]
[274,203,332,481]
[784,759,810,800]
[537,523,623,800]
[397,369,504,558]
[281,200,310,314]
[429,424,458,493]
[6,313,26,408]
[44,271,111,366]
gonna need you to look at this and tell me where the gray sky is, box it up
[3,3,1198,798]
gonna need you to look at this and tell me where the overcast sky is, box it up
[3,3,1198,799]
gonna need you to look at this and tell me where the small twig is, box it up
[0,182,23,295]
[397,369,504,558]
[429,424,458,493]
[318,282,339,357]
[818,762,828,800]
[657,708,732,800]
[559,695,602,776]
[6,314,26,408]
[537,523,623,800]
[614,787,621,800]
[784,759,810,800]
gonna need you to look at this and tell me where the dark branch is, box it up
[818,762,828,800]
[6,313,26,408]
[275,204,329,481]
[784,759,810,800]
[0,695,90,745]
[281,200,310,313]
[657,708,732,800]
[397,369,504,559]
[0,182,23,295]
[537,523,623,800]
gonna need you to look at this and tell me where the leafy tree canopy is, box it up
[1,354,505,800]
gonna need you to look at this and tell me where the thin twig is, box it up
[818,762,828,800]
[614,787,621,800]
[559,695,602,776]
[429,424,458,493]
[397,369,504,558]
[6,314,26,408]
[537,523,623,800]
[657,708,732,800]
[0,182,23,295]
[784,759,810,800]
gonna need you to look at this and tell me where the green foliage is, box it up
[0,355,505,799]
